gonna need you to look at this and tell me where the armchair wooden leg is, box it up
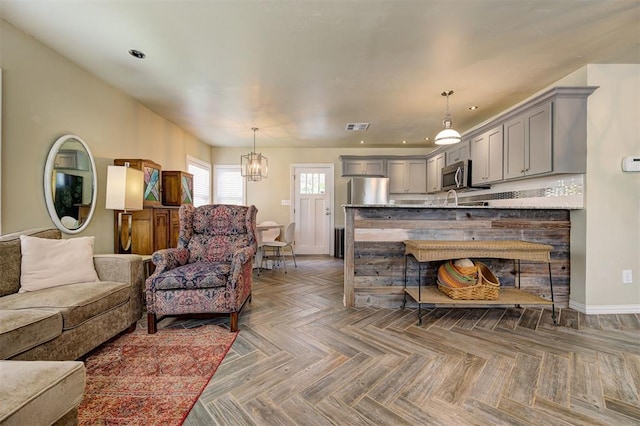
[229,312,238,332]
[147,313,157,334]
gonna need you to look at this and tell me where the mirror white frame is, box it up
[44,134,97,234]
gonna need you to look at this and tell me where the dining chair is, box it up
[256,220,281,274]
[261,222,297,273]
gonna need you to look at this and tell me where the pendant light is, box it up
[434,90,462,145]
[241,127,268,181]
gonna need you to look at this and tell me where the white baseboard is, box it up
[569,300,640,314]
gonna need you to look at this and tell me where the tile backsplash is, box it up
[392,174,584,209]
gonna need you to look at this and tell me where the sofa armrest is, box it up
[93,254,143,323]
[94,254,142,283]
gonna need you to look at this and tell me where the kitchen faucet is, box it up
[444,189,458,207]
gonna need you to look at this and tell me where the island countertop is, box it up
[343,203,581,210]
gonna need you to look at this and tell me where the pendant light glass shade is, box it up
[434,90,462,145]
[241,127,268,181]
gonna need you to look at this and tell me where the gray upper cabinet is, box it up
[501,87,596,181]
[503,103,552,180]
[388,159,427,194]
[445,141,470,166]
[426,153,445,193]
[341,157,386,176]
[470,125,504,184]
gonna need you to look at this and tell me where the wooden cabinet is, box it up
[169,209,180,248]
[114,159,162,206]
[444,141,470,166]
[162,170,193,206]
[503,103,552,180]
[470,125,503,184]
[426,153,445,193]
[114,206,180,255]
[341,157,386,176]
[111,159,192,255]
[387,159,427,194]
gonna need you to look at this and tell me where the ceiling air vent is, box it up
[345,123,370,131]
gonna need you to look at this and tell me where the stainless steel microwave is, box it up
[441,160,488,191]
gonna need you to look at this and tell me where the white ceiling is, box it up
[1,1,638,149]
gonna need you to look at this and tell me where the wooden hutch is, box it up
[113,159,193,255]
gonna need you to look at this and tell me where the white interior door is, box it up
[292,164,334,255]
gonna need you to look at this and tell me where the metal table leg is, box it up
[549,263,557,326]
[417,261,423,325]
[402,254,408,309]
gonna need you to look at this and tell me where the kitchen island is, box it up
[343,205,571,309]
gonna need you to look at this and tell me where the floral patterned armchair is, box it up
[145,204,258,333]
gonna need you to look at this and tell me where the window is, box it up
[187,156,211,207]
[300,172,326,194]
[213,165,245,205]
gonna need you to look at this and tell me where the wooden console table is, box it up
[403,240,557,325]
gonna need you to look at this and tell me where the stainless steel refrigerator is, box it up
[347,177,390,205]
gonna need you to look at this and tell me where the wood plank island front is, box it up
[343,205,571,309]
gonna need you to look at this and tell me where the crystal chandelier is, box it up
[241,127,268,181]
[434,90,462,145]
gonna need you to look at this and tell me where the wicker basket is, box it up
[438,261,500,300]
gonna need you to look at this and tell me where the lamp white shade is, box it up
[105,165,144,211]
[434,128,462,145]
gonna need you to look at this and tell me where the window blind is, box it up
[214,165,245,205]
[187,159,211,207]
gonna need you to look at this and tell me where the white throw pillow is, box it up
[19,235,99,293]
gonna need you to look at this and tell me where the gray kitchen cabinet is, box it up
[470,125,503,184]
[444,141,470,166]
[341,158,386,176]
[500,87,595,181]
[388,159,427,193]
[503,103,552,180]
[426,153,445,193]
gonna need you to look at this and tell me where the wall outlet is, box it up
[622,269,633,284]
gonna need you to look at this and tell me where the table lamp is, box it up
[106,163,144,254]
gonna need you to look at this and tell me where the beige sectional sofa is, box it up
[0,228,143,360]
[0,228,144,425]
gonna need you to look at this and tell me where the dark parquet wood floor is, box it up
[157,256,640,425]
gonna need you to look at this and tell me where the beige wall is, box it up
[581,64,640,310]
[0,19,211,253]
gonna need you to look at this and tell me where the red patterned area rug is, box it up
[78,325,237,426]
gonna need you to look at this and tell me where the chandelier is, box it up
[434,90,462,145]
[241,127,268,181]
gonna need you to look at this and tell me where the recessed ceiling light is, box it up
[424,137,430,141]
[402,140,407,144]
[360,140,365,144]
[128,49,146,59]
[469,105,479,110]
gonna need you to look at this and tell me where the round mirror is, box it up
[44,134,97,234]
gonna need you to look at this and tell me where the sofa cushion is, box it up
[0,228,61,298]
[0,281,131,330]
[19,235,99,293]
[151,262,231,291]
[0,309,62,359]
[0,360,85,425]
